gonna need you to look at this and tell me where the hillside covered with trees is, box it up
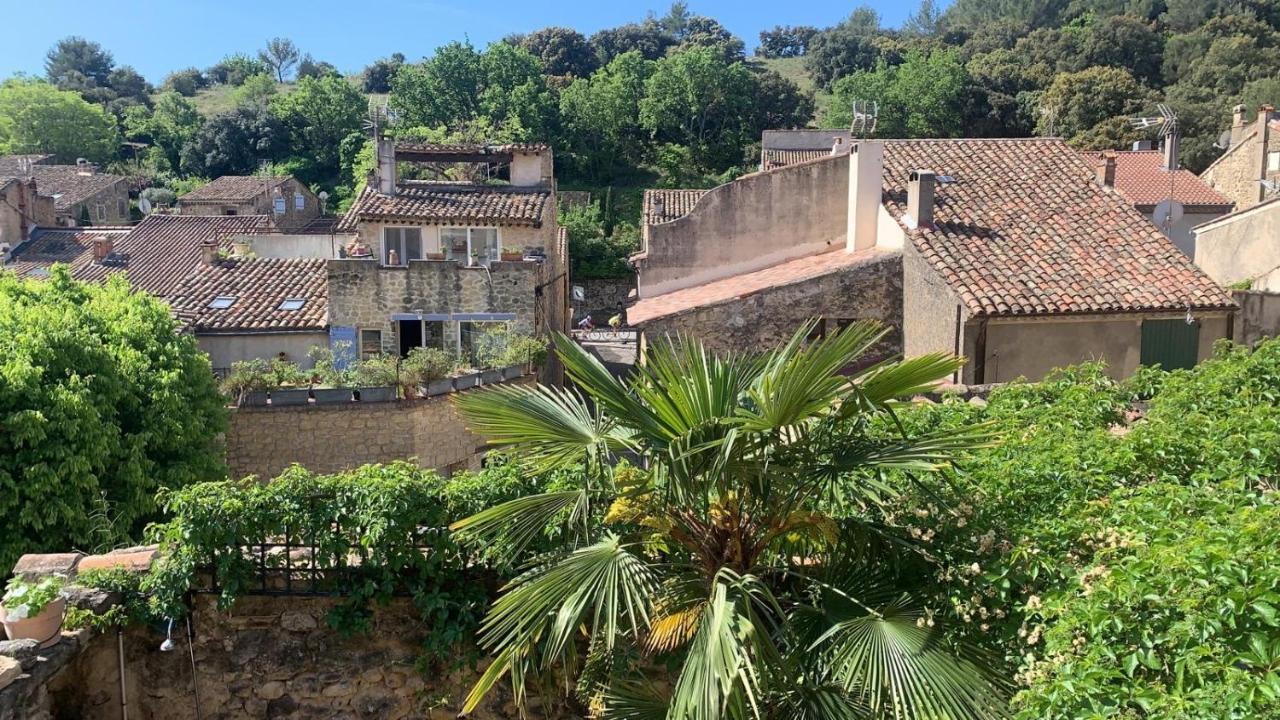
[1,0,1277,274]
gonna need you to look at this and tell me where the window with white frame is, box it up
[272,196,286,214]
[294,192,305,210]
[383,227,423,265]
[1269,151,1280,174]
[441,227,500,266]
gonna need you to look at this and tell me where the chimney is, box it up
[92,235,114,262]
[1132,140,1155,151]
[75,158,95,176]
[831,137,844,156]
[1162,131,1180,172]
[846,141,884,252]
[376,137,397,195]
[200,239,218,266]
[1231,104,1248,146]
[1096,151,1117,187]
[906,170,937,228]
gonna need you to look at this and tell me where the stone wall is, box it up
[640,252,903,357]
[1234,290,1280,346]
[902,242,966,383]
[327,258,540,356]
[637,155,850,297]
[224,380,532,480]
[574,275,635,323]
[1201,108,1277,211]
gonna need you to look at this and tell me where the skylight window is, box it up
[278,298,306,311]
[208,296,236,310]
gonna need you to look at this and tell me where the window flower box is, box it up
[453,372,481,391]
[241,391,270,407]
[270,388,311,406]
[480,368,504,385]
[421,378,454,397]
[500,365,525,381]
[312,388,353,405]
[355,386,397,403]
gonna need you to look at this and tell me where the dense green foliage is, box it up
[451,325,1008,718]
[0,78,120,162]
[0,268,227,575]
[872,339,1280,718]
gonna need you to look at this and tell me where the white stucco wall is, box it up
[198,333,329,371]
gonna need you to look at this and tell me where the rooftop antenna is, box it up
[1038,104,1059,137]
[1129,102,1177,137]
[363,100,394,139]
[849,99,878,138]
[1131,103,1182,234]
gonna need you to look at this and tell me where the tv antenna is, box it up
[849,100,878,138]
[362,100,397,139]
[1038,104,1059,136]
[1129,103,1177,137]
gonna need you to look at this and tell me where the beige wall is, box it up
[1153,210,1228,257]
[234,232,344,259]
[1194,199,1280,289]
[357,221,551,260]
[198,332,329,371]
[969,313,1231,382]
[224,380,533,480]
[1201,109,1278,211]
[1234,290,1280,345]
[637,155,850,297]
[902,242,967,381]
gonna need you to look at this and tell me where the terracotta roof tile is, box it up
[1085,151,1233,209]
[4,227,130,278]
[339,182,550,230]
[0,163,127,210]
[4,214,275,297]
[642,189,709,225]
[880,139,1234,316]
[394,142,551,155]
[629,247,888,325]
[762,149,833,170]
[180,176,291,203]
[170,257,328,333]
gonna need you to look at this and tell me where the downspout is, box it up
[952,305,962,384]
[117,630,129,720]
[973,318,988,385]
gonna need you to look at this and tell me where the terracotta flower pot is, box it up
[3,597,65,648]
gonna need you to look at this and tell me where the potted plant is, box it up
[452,365,481,390]
[220,359,272,407]
[469,252,482,267]
[500,246,523,262]
[352,353,400,402]
[426,250,446,261]
[403,347,456,398]
[309,345,355,404]
[2,575,67,647]
[266,357,310,406]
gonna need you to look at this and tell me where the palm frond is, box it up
[450,489,589,554]
[848,353,965,411]
[554,333,674,442]
[453,381,629,472]
[811,601,1009,720]
[598,679,671,720]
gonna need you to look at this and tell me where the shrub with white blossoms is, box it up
[2,575,67,621]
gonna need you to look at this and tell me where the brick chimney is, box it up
[75,158,95,176]
[1096,151,1117,187]
[200,239,218,266]
[92,235,114,262]
[907,170,936,228]
[1231,104,1248,146]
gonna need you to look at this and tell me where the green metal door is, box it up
[1140,319,1200,370]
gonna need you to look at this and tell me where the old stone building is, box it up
[1194,197,1280,292]
[0,156,130,226]
[1201,104,1280,211]
[0,177,56,255]
[177,175,322,229]
[633,135,1235,381]
[333,140,568,367]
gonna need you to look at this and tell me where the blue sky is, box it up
[0,0,938,83]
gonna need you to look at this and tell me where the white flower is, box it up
[6,603,31,621]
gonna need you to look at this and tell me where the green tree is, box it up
[559,51,654,179]
[45,36,114,90]
[0,78,120,163]
[258,37,301,82]
[232,73,278,108]
[590,22,676,64]
[640,47,755,169]
[804,7,888,88]
[450,325,1006,719]
[180,104,287,177]
[161,67,207,97]
[296,54,339,80]
[755,26,819,58]
[1034,65,1148,141]
[824,49,970,138]
[124,92,204,173]
[518,26,599,78]
[273,74,366,182]
[390,41,483,127]
[904,0,944,37]
[0,268,227,574]
[207,53,268,86]
[361,53,405,93]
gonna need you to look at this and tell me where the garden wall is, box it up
[223,378,533,480]
[574,275,635,323]
[1233,289,1280,346]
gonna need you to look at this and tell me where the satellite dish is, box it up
[1153,199,1184,228]
[138,197,153,215]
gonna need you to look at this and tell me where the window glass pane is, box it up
[460,321,507,365]
[294,193,305,210]
[442,228,468,262]
[404,228,422,260]
[423,320,446,350]
[1269,151,1280,173]
[273,197,286,214]
[473,228,498,265]
[383,228,399,264]
[360,329,382,358]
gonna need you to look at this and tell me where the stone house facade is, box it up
[632,137,1235,382]
[177,176,322,229]
[0,157,129,227]
[0,178,55,254]
[1201,105,1280,211]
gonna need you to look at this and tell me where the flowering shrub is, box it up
[2,575,66,621]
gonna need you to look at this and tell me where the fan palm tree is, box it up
[451,320,1008,720]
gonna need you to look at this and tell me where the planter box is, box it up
[480,369,504,385]
[3,597,65,648]
[422,378,454,397]
[241,391,270,407]
[500,365,525,381]
[453,372,480,391]
[270,388,311,406]
[312,388,353,405]
[500,253,523,262]
[355,386,397,403]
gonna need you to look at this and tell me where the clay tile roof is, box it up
[338,182,550,230]
[762,149,834,171]
[180,176,291,203]
[169,257,328,333]
[642,189,709,225]
[394,142,550,155]
[629,247,888,325]
[0,164,127,211]
[5,214,275,297]
[4,227,130,279]
[881,138,1234,317]
[1085,151,1233,209]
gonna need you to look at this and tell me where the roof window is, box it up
[278,298,306,311]
[208,296,236,310]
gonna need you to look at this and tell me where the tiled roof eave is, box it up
[192,325,329,335]
[353,211,543,228]
[967,300,1239,319]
